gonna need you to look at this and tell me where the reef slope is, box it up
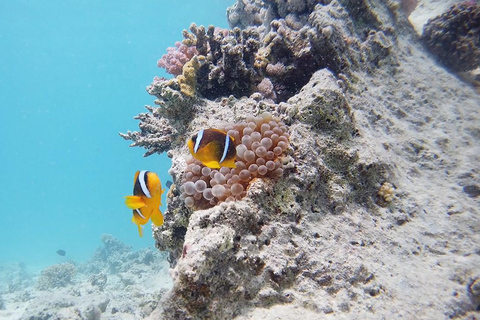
[125,1,480,319]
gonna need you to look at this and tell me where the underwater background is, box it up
[1,0,480,318]
[0,0,231,270]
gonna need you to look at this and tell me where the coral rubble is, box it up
[122,0,480,319]
[0,235,171,320]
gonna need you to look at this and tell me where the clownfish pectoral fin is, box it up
[124,196,145,209]
[137,224,143,237]
[151,208,164,227]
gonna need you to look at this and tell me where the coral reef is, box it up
[0,235,171,319]
[37,263,77,290]
[121,0,480,319]
[84,233,166,277]
[149,0,397,103]
[0,262,32,294]
[123,0,394,158]
[152,68,396,318]
[421,2,480,72]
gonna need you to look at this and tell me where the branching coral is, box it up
[143,0,393,109]
[120,76,198,157]
[177,55,206,97]
[120,108,178,156]
[182,23,262,99]
[179,112,289,208]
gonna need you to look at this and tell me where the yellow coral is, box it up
[182,28,196,47]
[254,46,271,69]
[378,182,395,202]
[177,55,205,97]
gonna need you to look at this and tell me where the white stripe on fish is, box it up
[139,170,151,198]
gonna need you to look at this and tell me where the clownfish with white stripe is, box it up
[124,170,164,237]
[187,128,237,169]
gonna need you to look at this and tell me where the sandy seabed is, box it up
[0,235,172,320]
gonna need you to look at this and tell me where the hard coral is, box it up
[119,108,178,157]
[183,23,262,100]
[378,182,395,204]
[157,42,198,77]
[177,55,205,97]
[37,263,77,290]
[179,112,289,208]
[227,0,265,29]
[422,3,480,72]
[150,0,391,105]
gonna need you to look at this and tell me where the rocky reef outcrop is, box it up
[421,2,480,73]
[122,0,480,319]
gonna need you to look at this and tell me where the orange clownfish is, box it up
[124,170,164,237]
[187,128,237,169]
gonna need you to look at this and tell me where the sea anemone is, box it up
[179,112,289,208]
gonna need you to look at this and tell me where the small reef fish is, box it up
[166,180,173,188]
[187,128,237,169]
[56,250,66,256]
[124,170,164,237]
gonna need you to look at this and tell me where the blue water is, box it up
[0,0,231,269]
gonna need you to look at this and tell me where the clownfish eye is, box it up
[191,135,197,142]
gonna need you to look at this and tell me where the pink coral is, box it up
[265,62,286,77]
[157,42,198,76]
[257,78,277,100]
